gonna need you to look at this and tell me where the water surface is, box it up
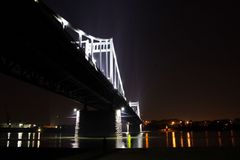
[0,130,239,148]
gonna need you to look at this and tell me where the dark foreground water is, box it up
[0,130,239,148]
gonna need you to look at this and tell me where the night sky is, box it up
[1,0,240,122]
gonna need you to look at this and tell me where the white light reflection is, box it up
[6,141,10,147]
[75,110,80,131]
[7,132,11,139]
[32,133,35,147]
[116,133,124,148]
[17,132,23,147]
[115,110,122,133]
[33,133,35,140]
[37,132,41,140]
[126,123,130,134]
[28,132,31,140]
[37,140,40,148]
[27,132,31,148]
[37,132,41,148]
[27,140,30,148]
[72,136,79,148]
[136,133,143,148]
[32,140,35,147]
[6,132,11,147]
[72,109,80,148]
[139,124,142,132]
[115,109,124,148]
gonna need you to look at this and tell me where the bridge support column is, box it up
[122,120,142,133]
[79,110,120,137]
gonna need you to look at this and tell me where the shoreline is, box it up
[0,147,239,160]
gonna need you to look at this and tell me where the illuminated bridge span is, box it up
[55,15,125,99]
[1,0,142,136]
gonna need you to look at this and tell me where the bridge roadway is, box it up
[1,0,141,127]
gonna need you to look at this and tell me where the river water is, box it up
[0,130,239,148]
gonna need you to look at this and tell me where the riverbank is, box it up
[0,147,239,160]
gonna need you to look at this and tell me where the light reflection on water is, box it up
[172,132,176,148]
[145,133,149,148]
[165,131,169,147]
[180,131,184,147]
[0,130,239,148]
[187,132,191,147]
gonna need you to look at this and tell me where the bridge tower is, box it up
[129,101,142,132]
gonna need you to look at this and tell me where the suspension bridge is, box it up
[1,0,142,136]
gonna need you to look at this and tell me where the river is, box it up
[0,130,239,148]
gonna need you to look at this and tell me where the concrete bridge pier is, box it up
[77,109,142,136]
[79,110,118,137]
[122,120,142,133]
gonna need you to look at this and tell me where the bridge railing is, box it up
[54,15,125,98]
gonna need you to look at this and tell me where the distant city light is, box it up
[144,120,151,125]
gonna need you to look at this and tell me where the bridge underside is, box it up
[1,0,141,124]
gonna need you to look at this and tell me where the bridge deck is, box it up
[1,0,141,124]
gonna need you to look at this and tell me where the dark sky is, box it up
[1,0,239,122]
